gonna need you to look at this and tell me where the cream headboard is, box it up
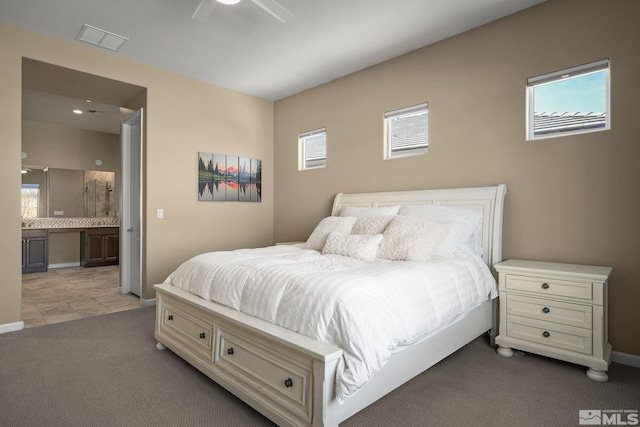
[331,184,507,271]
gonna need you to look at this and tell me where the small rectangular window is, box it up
[21,184,40,219]
[527,59,610,140]
[384,103,428,159]
[299,128,326,170]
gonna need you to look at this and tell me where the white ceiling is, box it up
[3,0,545,102]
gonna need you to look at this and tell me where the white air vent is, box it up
[76,24,128,51]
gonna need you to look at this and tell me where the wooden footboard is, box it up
[154,283,343,427]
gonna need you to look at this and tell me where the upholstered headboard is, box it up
[331,184,507,271]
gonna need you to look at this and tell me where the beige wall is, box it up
[0,22,274,324]
[274,0,640,355]
[22,121,121,174]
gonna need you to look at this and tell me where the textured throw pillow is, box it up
[322,232,384,262]
[352,216,395,235]
[377,216,449,261]
[398,204,483,256]
[340,205,401,218]
[303,216,357,251]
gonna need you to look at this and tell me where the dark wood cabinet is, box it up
[80,227,119,267]
[22,229,48,273]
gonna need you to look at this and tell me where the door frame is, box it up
[119,109,143,298]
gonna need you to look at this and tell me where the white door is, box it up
[120,109,143,297]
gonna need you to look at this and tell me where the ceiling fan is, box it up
[192,0,294,23]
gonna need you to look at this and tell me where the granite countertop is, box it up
[22,225,119,230]
[21,217,119,230]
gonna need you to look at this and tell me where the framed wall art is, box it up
[198,152,261,202]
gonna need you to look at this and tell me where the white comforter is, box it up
[164,245,497,403]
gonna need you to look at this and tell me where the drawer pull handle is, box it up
[284,378,293,388]
[542,307,550,314]
[227,347,234,355]
[167,315,174,321]
[542,331,550,338]
[199,332,206,339]
[541,283,550,289]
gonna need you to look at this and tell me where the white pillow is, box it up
[304,216,357,251]
[322,232,383,262]
[398,204,483,256]
[377,216,449,261]
[352,216,395,235]
[431,221,472,257]
[340,205,401,218]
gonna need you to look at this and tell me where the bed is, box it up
[154,184,507,426]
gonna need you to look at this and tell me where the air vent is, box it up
[76,24,128,51]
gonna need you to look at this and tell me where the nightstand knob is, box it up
[542,307,550,314]
[541,283,550,289]
[542,331,550,338]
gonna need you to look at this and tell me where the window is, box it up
[384,103,428,159]
[527,59,609,140]
[21,184,40,219]
[299,128,326,170]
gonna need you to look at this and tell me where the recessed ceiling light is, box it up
[73,110,83,114]
[218,0,241,4]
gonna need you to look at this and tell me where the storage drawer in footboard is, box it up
[216,324,313,424]
[158,302,214,360]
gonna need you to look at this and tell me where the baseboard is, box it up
[0,320,24,335]
[140,297,156,307]
[611,350,640,368]
[49,262,80,269]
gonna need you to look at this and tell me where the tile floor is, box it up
[21,265,141,328]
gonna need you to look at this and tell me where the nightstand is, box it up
[494,259,612,381]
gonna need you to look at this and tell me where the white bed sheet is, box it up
[164,244,497,403]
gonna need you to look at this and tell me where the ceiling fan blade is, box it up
[192,0,218,21]
[250,0,294,23]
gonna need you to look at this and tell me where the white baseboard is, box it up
[611,350,640,368]
[0,320,24,335]
[49,262,80,269]
[140,297,156,307]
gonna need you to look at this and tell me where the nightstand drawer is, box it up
[506,294,592,329]
[504,275,593,301]
[506,316,592,355]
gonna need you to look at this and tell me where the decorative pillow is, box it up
[340,205,401,218]
[303,216,357,251]
[352,216,395,235]
[322,232,384,262]
[398,204,483,256]
[377,216,449,261]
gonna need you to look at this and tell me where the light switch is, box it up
[157,208,164,219]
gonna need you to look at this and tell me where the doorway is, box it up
[21,59,147,324]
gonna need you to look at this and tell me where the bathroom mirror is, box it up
[21,167,116,218]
